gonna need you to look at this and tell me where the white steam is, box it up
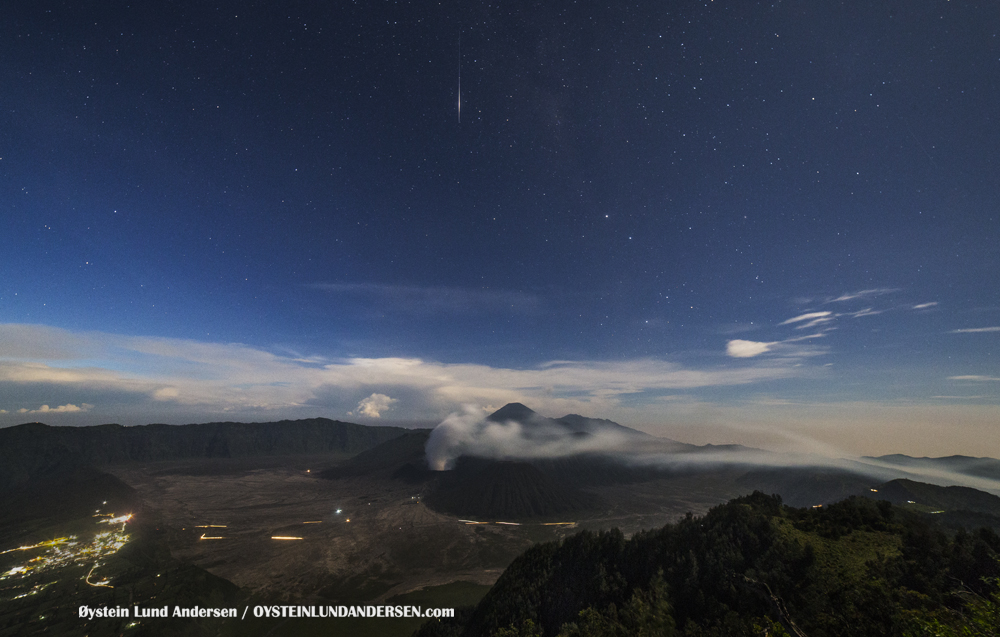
[424,405,651,471]
[422,406,1000,497]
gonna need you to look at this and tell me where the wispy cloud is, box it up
[306,283,541,315]
[948,375,1000,382]
[826,288,898,303]
[950,327,1000,334]
[932,395,986,399]
[913,302,938,310]
[779,311,832,326]
[848,308,882,318]
[725,333,828,359]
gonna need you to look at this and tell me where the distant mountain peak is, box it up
[486,403,539,423]
[482,403,658,442]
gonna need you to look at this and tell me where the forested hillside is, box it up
[416,493,1000,636]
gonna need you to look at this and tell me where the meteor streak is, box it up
[457,32,462,123]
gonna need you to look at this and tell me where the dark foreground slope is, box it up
[0,464,139,544]
[873,478,1000,514]
[865,478,1000,533]
[0,474,244,637]
[417,493,1000,637]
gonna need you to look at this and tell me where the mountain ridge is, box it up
[0,417,411,488]
[485,403,663,441]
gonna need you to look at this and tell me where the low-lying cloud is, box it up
[421,406,1000,496]
[424,405,660,470]
[18,403,94,414]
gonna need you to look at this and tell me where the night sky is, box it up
[2,1,998,456]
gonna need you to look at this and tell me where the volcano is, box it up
[485,403,653,440]
[424,455,600,520]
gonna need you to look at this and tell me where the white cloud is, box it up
[351,393,397,418]
[153,387,181,400]
[932,395,985,399]
[17,403,94,414]
[0,323,812,424]
[726,340,775,358]
[779,311,832,326]
[782,333,827,343]
[796,317,836,329]
[948,375,1000,382]
[950,327,1000,334]
[913,302,938,310]
[849,308,882,318]
[424,404,667,471]
[827,288,898,303]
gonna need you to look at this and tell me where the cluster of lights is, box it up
[0,512,132,588]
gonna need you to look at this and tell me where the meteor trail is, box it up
[457,32,461,123]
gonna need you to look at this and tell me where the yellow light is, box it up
[271,536,304,540]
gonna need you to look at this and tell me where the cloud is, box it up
[779,311,832,326]
[725,334,828,360]
[948,375,1000,382]
[307,283,540,315]
[17,403,94,414]
[826,288,898,303]
[421,405,1000,495]
[782,333,827,344]
[931,396,985,399]
[351,393,397,418]
[153,387,181,400]
[424,404,668,471]
[798,317,836,329]
[726,340,775,358]
[913,302,938,310]
[0,323,813,425]
[848,308,882,318]
[950,327,1000,334]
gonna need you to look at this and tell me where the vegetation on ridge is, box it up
[416,493,1000,636]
